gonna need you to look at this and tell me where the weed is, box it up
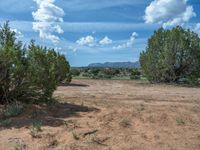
[48,139,58,148]
[59,145,68,150]
[64,120,79,130]
[13,139,27,150]
[30,121,42,138]
[191,105,200,113]
[90,134,109,146]
[136,104,145,112]
[72,131,80,140]
[176,117,185,126]
[119,118,131,128]
[4,102,24,118]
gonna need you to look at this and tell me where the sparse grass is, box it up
[119,118,131,128]
[64,120,79,130]
[136,104,145,112]
[48,139,59,148]
[111,76,130,80]
[176,117,185,126]
[0,119,12,126]
[13,140,27,150]
[191,105,200,113]
[30,121,42,138]
[89,134,109,146]
[4,102,24,118]
[72,131,80,140]
[59,145,68,150]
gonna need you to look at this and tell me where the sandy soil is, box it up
[0,79,200,150]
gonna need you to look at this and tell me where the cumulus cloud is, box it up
[144,0,196,28]
[76,35,96,47]
[99,36,112,45]
[194,23,200,36]
[32,0,64,43]
[113,32,138,50]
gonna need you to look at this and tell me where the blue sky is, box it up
[0,0,200,66]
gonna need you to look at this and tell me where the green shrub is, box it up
[4,102,24,117]
[0,22,71,104]
[140,26,200,83]
[130,69,141,80]
[70,68,81,76]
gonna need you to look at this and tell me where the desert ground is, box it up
[1,79,200,150]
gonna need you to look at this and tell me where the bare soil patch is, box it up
[1,79,200,150]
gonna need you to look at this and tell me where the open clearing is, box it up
[1,79,200,150]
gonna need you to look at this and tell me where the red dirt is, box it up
[1,79,200,150]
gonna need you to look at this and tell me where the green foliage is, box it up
[72,68,136,80]
[0,22,71,104]
[130,68,141,80]
[140,26,200,84]
[0,22,29,103]
[4,102,24,117]
[70,68,81,76]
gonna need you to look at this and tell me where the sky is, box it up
[0,0,200,66]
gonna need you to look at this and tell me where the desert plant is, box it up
[72,131,80,140]
[176,117,185,126]
[119,118,131,128]
[4,102,23,117]
[13,139,27,150]
[30,121,42,138]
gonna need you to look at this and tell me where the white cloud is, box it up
[194,23,200,36]
[32,0,64,43]
[68,46,77,52]
[144,0,196,28]
[99,36,112,45]
[76,35,96,47]
[11,28,24,38]
[113,32,138,50]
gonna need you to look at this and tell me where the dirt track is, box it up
[1,79,200,150]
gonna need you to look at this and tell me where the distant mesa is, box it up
[87,61,140,69]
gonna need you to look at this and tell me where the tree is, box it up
[140,26,200,83]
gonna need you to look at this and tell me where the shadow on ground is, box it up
[60,83,89,87]
[0,102,99,129]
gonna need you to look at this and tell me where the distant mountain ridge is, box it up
[88,61,140,68]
